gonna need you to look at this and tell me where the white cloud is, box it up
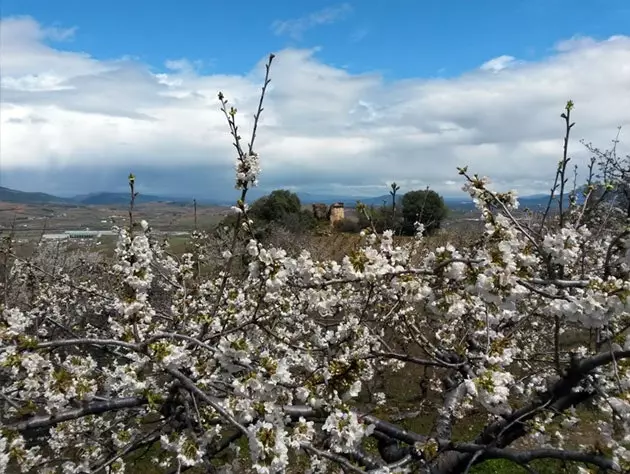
[554,35,599,52]
[164,58,205,73]
[480,55,518,72]
[271,4,353,40]
[1,16,630,199]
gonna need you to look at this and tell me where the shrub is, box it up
[249,189,302,224]
[401,188,448,235]
[274,208,317,234]
[357,204,401,234]
[333,217,361,233]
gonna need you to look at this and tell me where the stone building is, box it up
[312,203,328,221]
[312,202,345,226]
[329,202,345,226]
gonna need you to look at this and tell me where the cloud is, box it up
[271,4,353,40]
[479,55,518,72]
[1,16,630,200]
[554,35,599,52]
[164,58,203,73]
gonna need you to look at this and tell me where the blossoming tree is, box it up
[2,54,630,474]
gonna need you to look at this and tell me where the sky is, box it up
[1,0,629,200]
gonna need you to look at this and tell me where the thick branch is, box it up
[32,339,138,351]
[369,350,464,369]
[4,397,147,432]
[164,364,249,436]
[435,382,464,440]
[435,348,630,472]
[448,444,615,470]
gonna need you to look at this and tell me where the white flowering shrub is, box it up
[2,55,630,474]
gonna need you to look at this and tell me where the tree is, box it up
[227,189,315,238]
[582,126,630,219]
[401,187,448,235]
[249,189,302,224]
[357,204,379,231]
[3,60,630,474]
[389,182,400,213]
[355,184,404,235]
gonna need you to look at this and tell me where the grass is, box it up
[471,459,578,473]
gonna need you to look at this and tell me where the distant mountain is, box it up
[76,192,192,206]
[0,185,579,211]
[0,186,71,204]
[296,193,393,206]
[441,193,576,212]
[0,187,203,206]
[296,193,567,210]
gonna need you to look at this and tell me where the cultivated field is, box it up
[0,201,228,236]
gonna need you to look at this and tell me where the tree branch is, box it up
[447,444,615,471]
[4,397,147,432]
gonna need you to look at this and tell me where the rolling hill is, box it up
[0,186,71,204]
[0,185,573,211]
[0,187,195,206]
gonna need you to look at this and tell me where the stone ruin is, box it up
[329,202,345,226]
[312,202,345,226]
[312,203,328,221]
